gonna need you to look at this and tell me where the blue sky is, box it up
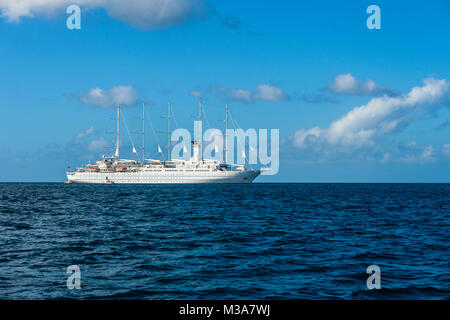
[0,0,449,182]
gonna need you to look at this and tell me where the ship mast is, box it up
[199,100,203,162]
[115,103,120,159]
[225,104,228,164]
[167,101,171,161]
[142,102,145,164]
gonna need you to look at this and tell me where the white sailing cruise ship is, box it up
[66,103,261,184]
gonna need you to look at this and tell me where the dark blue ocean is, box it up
[0,183,448,299]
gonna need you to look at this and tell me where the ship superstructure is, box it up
[66,103,261,184]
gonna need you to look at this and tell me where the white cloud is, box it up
[79,85,138,108]
[189,90,201,97]
[0,0,203,29]
[328,73,392,96]
[291,78,450,157]
[88,137,109,151]
[213,84,288,104]
[76,125,94,139]
[397,142,436,163]
[228,89,253,103]
[421,145,434,160]
[382,141,439,163]
[254,84,288,101]
[442,144,450,157]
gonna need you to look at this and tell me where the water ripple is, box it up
[0,183,448,299]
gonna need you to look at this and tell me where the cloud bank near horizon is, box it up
[289,77,450,162]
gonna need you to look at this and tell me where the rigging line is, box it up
[202,103,211,129]
[170,105,179,129]
[228,111,254,169]
[228,111,245,154]
[120,109,140,162]
[201,104,222,154]
[145,107,166,161]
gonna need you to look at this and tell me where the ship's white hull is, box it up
[66,169,260,184]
